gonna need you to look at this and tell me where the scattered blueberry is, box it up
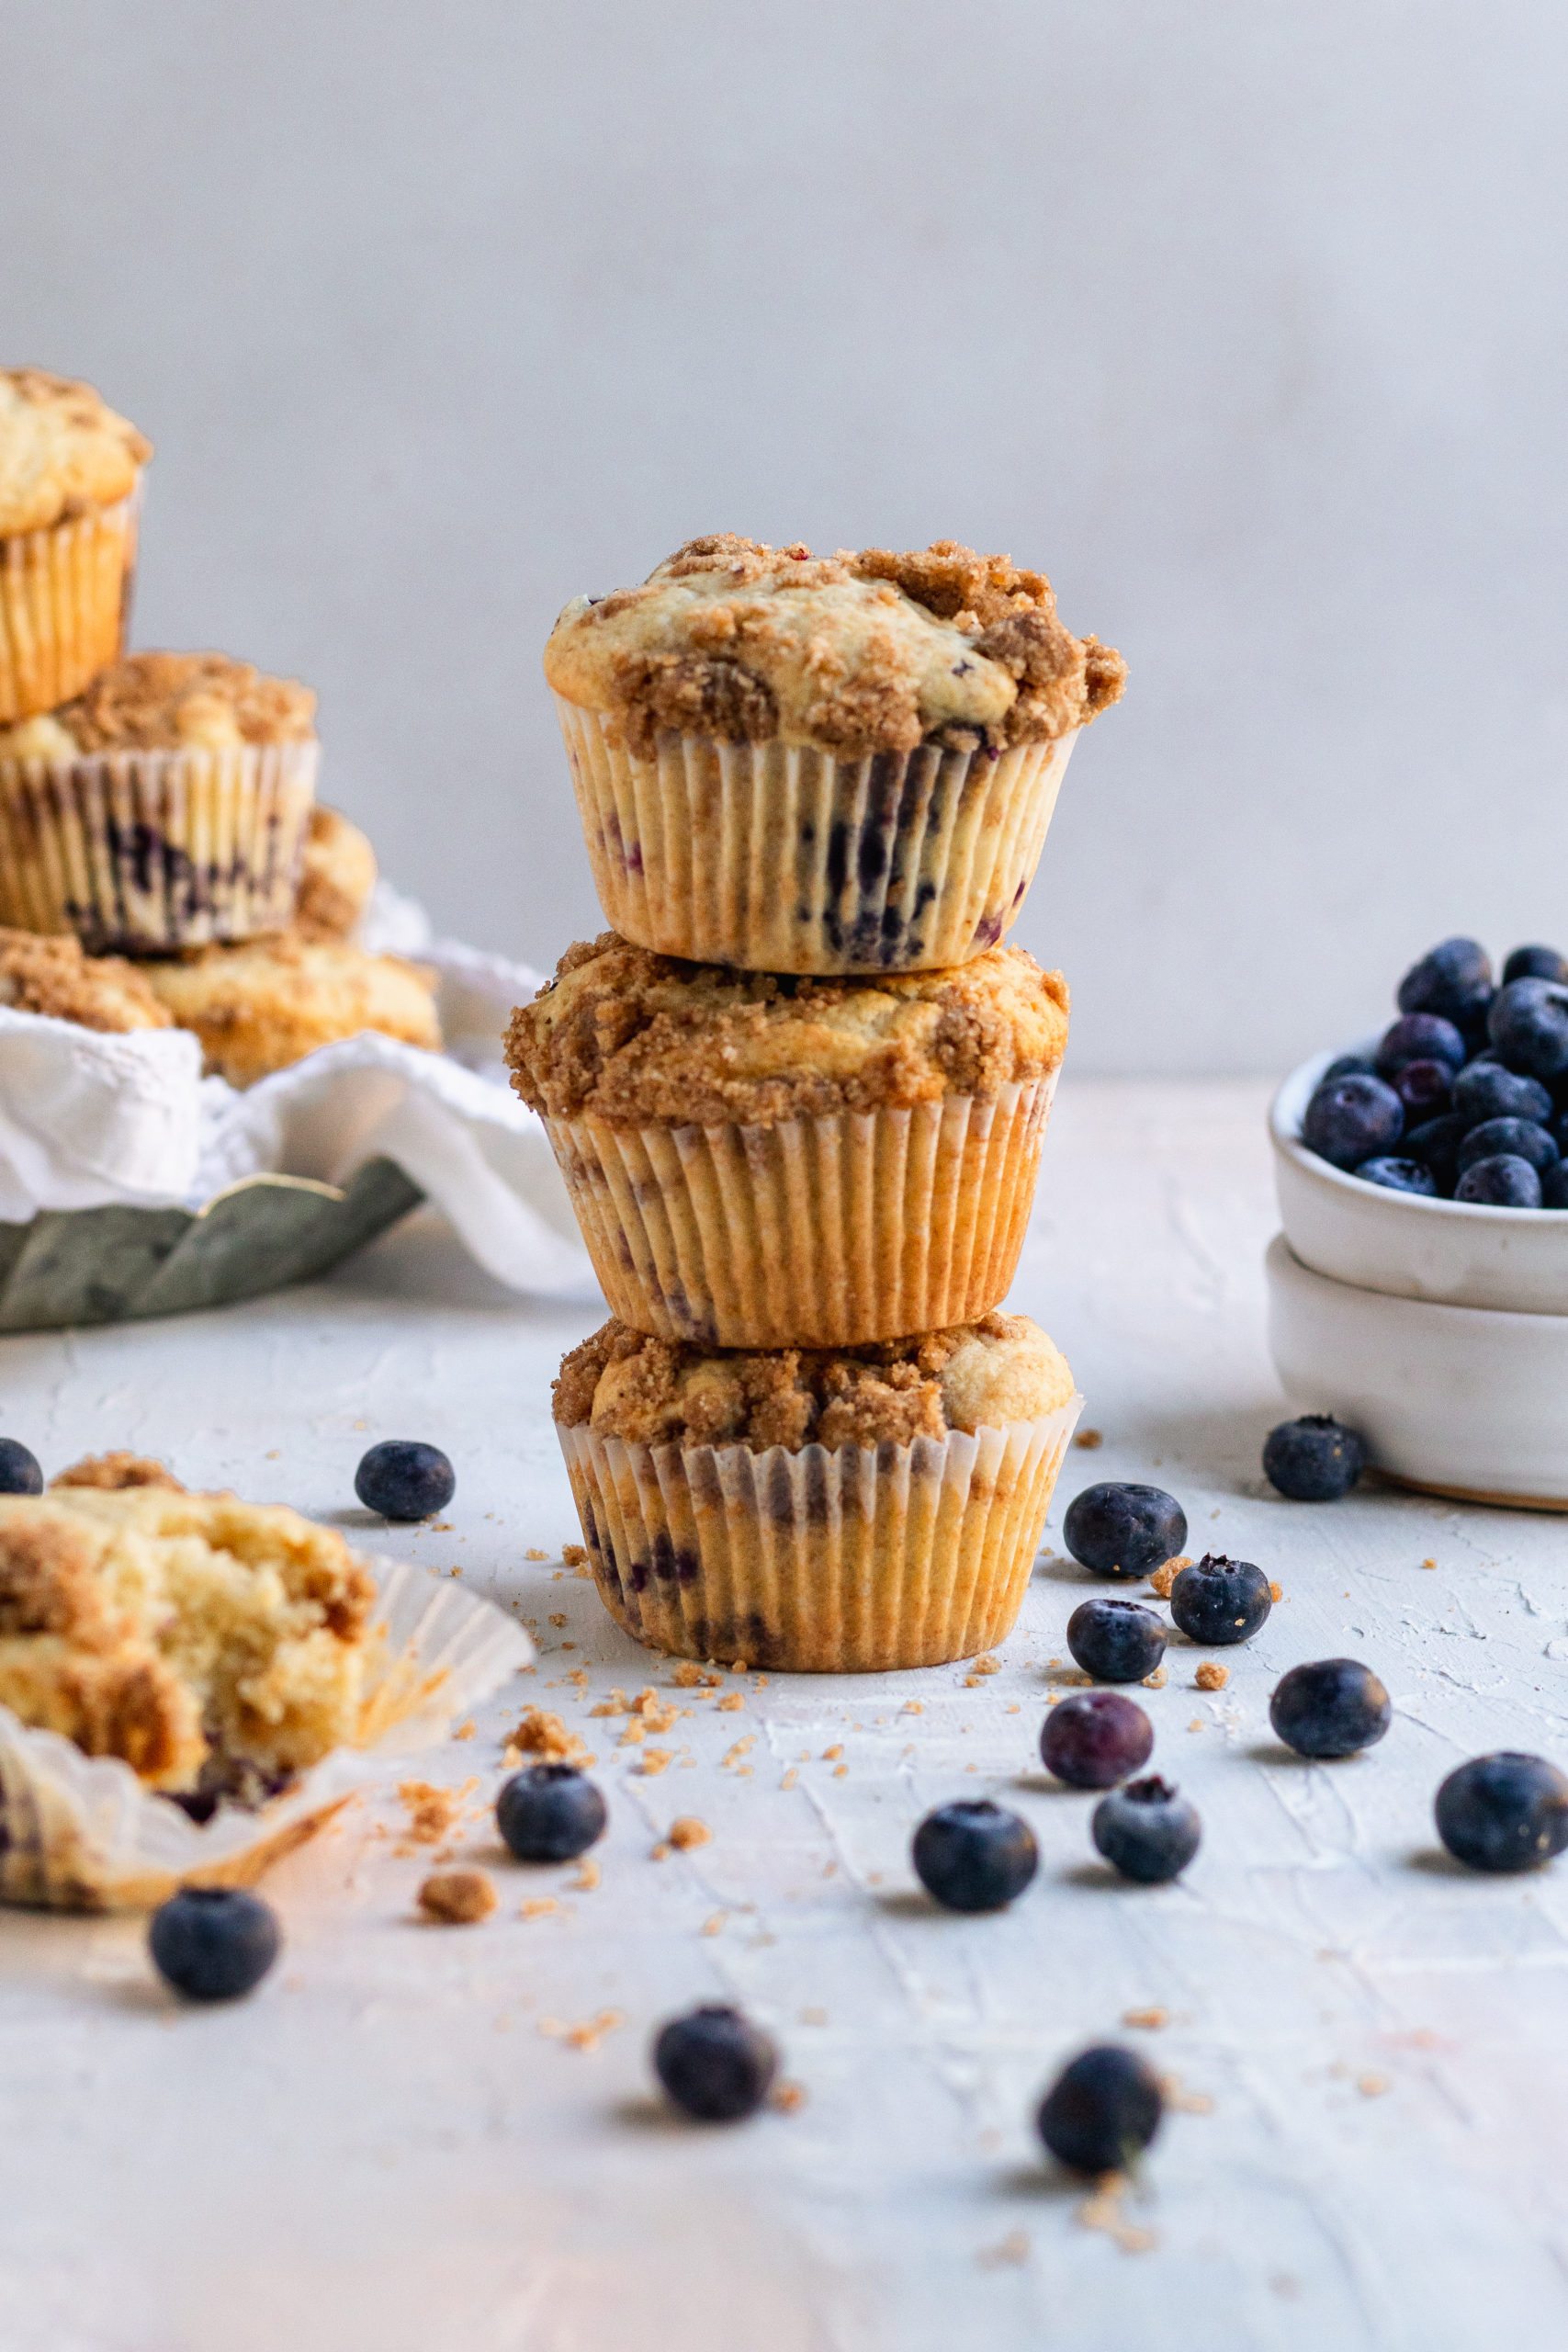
[1389,1057,1451,1119]
[496,1763,607,1861]
[653,2004,779,2120]
[1168,1555,1272,1646]
[911,1800,1038,1912]
[1489,978,1568,1080]
[1376,1012,1467,1077]
[1455,1117,1559,1176]
[1302,1075,1404,1170]
[354,1440,456,1521]
[1320,1052,1376,1084]
[1037,2045,1164,2175]
[1434,1753,1568,1874]
[1402,1112,1467,1193]
[1396,936,1494,1030]
[1062,1483,1187,1580]
[1452,1060,1552,1128]
[1455,1154,1542,1207]
[1091,1776,1201,1883]
[1040,1690,1154,1789]
[1542,1161,1568,1209]
[1502,944,1568,986]
[1263,1414,1366,1501]
[1066,1598,1167,1684]
[1356,1156,1437,1196]
[0,1438,42,1495]
[148,1886,280,2002]
[1269,1659,1392,1758]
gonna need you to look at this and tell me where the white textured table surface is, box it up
[3,1078,1565,2352]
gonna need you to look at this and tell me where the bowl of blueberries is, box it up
[1266,935,1568,1508]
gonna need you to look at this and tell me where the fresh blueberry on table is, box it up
[1452,1060,1552,1128]
[1389,1057,1452,1119]
[1091,1776,1201,1883]
[653,2004,779,2121]
[1066,1598,1167,1684]
[911,1800,1038,1912]
[1040,1690,1155,1789]
[148,1886,281,2002]
[1168,1555,1271,1646]
[1036,2045,1164,2175]
[1356,1156,1437,1196]
[1401,1113,1467,1193]
[1302,1075,1404,1170]
[1542,1161,1568,1209]
[496,1763,607,1861]
[1488,978,1568,1080]
[1455,1117,1559,1176]
[1062,1483,1187,1580]
[1434,1753,1568,1873]
[1269,1659,1392,1758]
[1376,1012,1467,1078]
[1502,944,1568,986]
[1263,1414,1366,1501]
[1454,1154,1542,1207]
[354,1440,456,1521]
[0,1437,42,1494]
[1396,935,1494,1030]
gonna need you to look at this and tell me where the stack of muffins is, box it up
[0,367,440,1084]
[508,535,1126,1673]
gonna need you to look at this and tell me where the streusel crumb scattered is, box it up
[50,1453,185,1493]
[668,1815,711,1849]
[1123,2007,1168,2030]
[505,1708,594,1768]
[399,1780,470,1845]
[1074,1429,1103,1451]
[1142,1667,1168,1689]
[1195,1662,1229,1691]
[418,1869,496,1925]
[1148,1556,1189,1599]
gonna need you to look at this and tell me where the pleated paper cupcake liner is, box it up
[0,737,318,949]
[556,695,1077,973]
[0,487,141,723]
[547,1074,1057,1348]
[559,1397,1081,1673]
[0,1555,534,1911]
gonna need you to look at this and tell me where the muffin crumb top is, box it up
[0,928,173,1035]
[0,367,152,538]
[141,933,441,1089]
[10,651,318,754]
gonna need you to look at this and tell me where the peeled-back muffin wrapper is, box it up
[0,487,141,725]
[0,737,318,951]
[547,1073,1057,1349]
[559,1398,1082,1673]
[556,695,1077,974]
[0,1555,534,1912]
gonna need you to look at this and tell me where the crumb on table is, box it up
[398,1779,476,1845]
[504,1709,594,1769]
[1148,1555,1190,1599]
[418,1869,497,1925]
[1075,1429,1103,1450]
[1269,1580,1284,1602]
[1195,1661,1228,1691]
[668,1815,711,1849]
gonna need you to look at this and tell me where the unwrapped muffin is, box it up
[0,368,150,722]
[555,1310,1080,1670]
[507,932,1068,1346]
[546,535,1124,972]
[141,931,441,1087]
[0,924,172,1034]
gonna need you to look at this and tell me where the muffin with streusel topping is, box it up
[0,650,319,951]
[507,931,1069,1346]
[545,535,1124,973]
[554,1311,1080,1669]
[141,931,441,1088]
[0,368,151,723]
[0,924,173,1035]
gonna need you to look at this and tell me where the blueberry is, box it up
[1301,1075,1404,1170]
[1062,1483,1187,1580]
[1402,1112,1467,1193]
[0,1438,42,1495]
[1542,1162,1568,1209]
[1452,1060,1552,1127]
[653,2004,778,2120]
[911,1800,1038,1912]
[1320,1052,1376,1084]
[496,1762,607,1861]
[1168,1554,1271,1645]
[1390,1058,1451,1119]
[354,1440,456,1521]
[148,1886,280,2002]
[1503,944,1568,986]
[1456,1117,1559,1176]
[1066,1598,1167,1684]
[1269,1659,1391,1758]
[1356,1156,1437,1196]
[1397,936,1494,1029]
[1091,1776,1201,1883]
[1376,1013,1467,1078]
[1489,978,1568,1079]
[1263,1414,1366,1501]
[1040,1690,1154,1789]
[1037,2045,1164,2176]
[1435,1752,1568,1874]
[1455,1154,1542,1207]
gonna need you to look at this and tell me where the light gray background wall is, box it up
[2,0,1565,1072]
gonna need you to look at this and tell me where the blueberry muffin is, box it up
[506,931,1068,1346]
[0,650,319,951]
[141,931,441,1088]
[554,1310,1080,1669]
[294,805,378,941]
[0,368,150,722]
[0,924,173,1034]
[545,535,1124,972]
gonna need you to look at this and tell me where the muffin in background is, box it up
[294,805,378,941]
[545,535,1123,974]
[554,1310,1080,1671]
[0,368,151,722]
[0,923,172,1035]
[142,931,440,1087]
[0,650,318,952]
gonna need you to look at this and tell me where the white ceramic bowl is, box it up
[1271,1041,1568,1314]
[1265,1233,1568,1510]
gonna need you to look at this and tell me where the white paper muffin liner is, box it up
[0,1554,534,1911]
[0,485,141,723]
[546,1073,1057,1347]
[556,695,1077,972]
[559,1396,1081,1672]
[0,736,319,949]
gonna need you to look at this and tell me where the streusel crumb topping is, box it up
[11,650,318,753]
[0,928,173,1035]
